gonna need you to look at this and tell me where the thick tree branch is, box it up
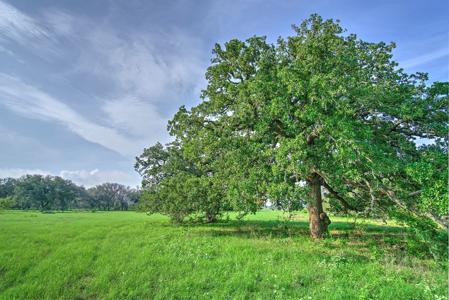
[319,176,359,212]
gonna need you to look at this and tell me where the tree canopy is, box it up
[136,15,448,239]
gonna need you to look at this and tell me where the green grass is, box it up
[0,210,447,299]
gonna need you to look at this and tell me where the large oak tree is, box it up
[137,15,448,238]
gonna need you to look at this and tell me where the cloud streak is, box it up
[400,47,448,69]
[0,73,141,156]
[102,96,167,138]
[0,3,205,157]
[0,0,49,44]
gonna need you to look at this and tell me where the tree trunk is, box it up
[205,211,217,223]
[307,173,331,238]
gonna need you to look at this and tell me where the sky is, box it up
[0,0,447,187]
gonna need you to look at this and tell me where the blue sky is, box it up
[0,0,447,187]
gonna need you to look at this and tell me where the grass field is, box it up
[0,210,447,299]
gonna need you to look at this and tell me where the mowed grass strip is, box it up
[0,210,446,299]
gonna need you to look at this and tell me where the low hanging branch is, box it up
[379,187,448,229]
[319,176,359,212]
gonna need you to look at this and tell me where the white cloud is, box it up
[0,168,51,178]
[102,96,167,139]
[59,169,139,187]
[400,47,448,69]
[0,73,142,156]
[0,168,139,187]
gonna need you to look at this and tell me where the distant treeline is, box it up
[0,175,141,211]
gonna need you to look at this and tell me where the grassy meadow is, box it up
[0,210,447,299]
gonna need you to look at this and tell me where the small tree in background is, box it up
[88,183,138,211]
[13,175,81,211]
[14,175,54,211]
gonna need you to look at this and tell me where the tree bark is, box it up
[307,173,331,238]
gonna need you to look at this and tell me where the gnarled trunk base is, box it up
[307,205,331,238]
[307,173,331,238]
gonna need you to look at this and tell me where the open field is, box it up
[0,210,447,299]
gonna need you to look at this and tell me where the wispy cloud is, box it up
[400,47,448,69]
[43,10,76,37]
[0,0,49,44]
[73,25,205,103]
[0,3,204,156]
[0,44,24,63]
[52,11,206,150]
[0,0,66,60]
[0,73,142,156]
[102,96,167,138]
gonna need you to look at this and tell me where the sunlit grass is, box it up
[0,210,446,299]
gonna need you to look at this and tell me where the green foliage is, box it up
[136,142,227,222]
[405,145,448,221]
[14,175,64,211]
[0,196,16,209]
[392,209,448,261]
[0,178,16,198]
[0,211,447,299]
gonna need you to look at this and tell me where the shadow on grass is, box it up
[177,219,414,259]
[172,218,407,241]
